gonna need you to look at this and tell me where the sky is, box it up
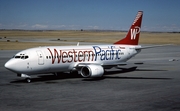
[0,0,180,32]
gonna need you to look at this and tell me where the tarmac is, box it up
[0,45,180,111]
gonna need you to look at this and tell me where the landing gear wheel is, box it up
[26,78,31,83]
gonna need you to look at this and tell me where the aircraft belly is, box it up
[49,64,69,72]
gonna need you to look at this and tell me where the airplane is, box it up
[4,11,163,83]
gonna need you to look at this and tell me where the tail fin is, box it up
[114,11,143,45]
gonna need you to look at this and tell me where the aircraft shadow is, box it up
[104,68,167,75]
[83,68,170,81]
[102,76,172,80]
[10,73,82,83]
[10,68,170,83]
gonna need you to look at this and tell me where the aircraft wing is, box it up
[75,62,143,70]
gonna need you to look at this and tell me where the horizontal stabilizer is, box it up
[135,44,173,50]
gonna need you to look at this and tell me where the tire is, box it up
[26,78,31,83]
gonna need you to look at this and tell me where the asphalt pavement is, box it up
[0,45,180,111]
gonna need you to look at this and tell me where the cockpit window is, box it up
[25,56,29,59]
[14,55,29,59]
[15,56,21,58]
[21,56,24,59]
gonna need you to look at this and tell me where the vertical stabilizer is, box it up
[114,11,143,45]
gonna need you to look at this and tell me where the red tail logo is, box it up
[114,11,143,45]
[131,26,140,40]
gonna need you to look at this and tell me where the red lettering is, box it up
[68,51,73,63]
[73,49,77,62]
[62,52,68,63]
[47,48,61,64]
[47,48,95,64]
[78,51,83,62]
[88,50,94,61]
[83,51,87,62]
[83,50,94,61]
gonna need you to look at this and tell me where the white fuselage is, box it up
[4,11,144,82]
[5,44,141,75]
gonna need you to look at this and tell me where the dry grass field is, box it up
[0,30,179,50]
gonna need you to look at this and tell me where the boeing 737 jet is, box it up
[5,11,159,83]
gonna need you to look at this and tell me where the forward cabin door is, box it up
[36,50,44,65]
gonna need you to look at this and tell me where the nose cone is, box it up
[4,59,18,73]
[5,60,12,70]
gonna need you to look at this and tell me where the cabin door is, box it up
[36,50,44,65]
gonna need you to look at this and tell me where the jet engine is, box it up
[80,65,104,78]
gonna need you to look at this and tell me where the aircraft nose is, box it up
[5,60,13,70]
[4,60,17,72]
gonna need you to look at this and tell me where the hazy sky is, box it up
[0,0,180,32]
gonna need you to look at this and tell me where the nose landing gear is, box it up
[17,73,31,83]
[25,78,31,83]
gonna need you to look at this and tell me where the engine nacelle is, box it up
[80,65,104,78]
